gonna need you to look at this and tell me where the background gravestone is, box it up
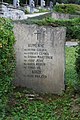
[52,12,69,20]
[14,23,66,94]
[13,0,20,8]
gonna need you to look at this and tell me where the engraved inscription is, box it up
[23,31,53,79]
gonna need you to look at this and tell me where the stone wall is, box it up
[13,23,66,94]
[52,12,69,20]
[52,12,80,20]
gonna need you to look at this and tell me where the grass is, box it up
[5,47,80,120]
[66,47,78,88]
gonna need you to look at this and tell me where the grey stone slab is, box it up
[0,2,25,20]
[14,23,66,94]
[52,12,69,20]
[65,42,78,47]
[52,12,80,20]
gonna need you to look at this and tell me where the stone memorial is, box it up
[13,0,20,8]
[30,0,35,13]
[49,1,53,11]
[14,23,66,94]
[13,0,17,8]
[52,12,69,20]
[41,0,45,8]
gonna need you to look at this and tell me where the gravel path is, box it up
[24,12,49,19]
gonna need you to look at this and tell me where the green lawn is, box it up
[66,47,78,88]
[5,47,80,120]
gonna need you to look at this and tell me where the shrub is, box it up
[67,25,80,40]
[20,17,80,40]
[53,4,80,14]
[33,17,80,40]
[75,43,80,93]
[38,8,49,13]
[75,43,80,78]
[25,9,30,14]
[0,18,15,119]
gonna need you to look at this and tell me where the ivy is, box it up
[0,18,15,119]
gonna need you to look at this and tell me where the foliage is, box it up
[67,25,80,40]
[56,0,80,4]
[17,17,80,40]
[75,43,80,77]
[25,9,30,14]
[38,8,49,13]
[53,4,80,14]
[66,41,80,95]
[66,47,77,90]
[18,17,80,40]
[0,18,15,119]
[5,89,80,120]
[26,17,80,40]
[68,0,80,4]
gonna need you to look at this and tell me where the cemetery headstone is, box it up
[0,2,25,20]
[30,0,35,13]
[13,0,16,8]
[14,23,66,94]
[50,1,53,11]
[13,0,20,8]
[16,0,20,8]
[29,0,32,6]
[41,0,45,8]
[52,12,69,20]
[43,0,45,7]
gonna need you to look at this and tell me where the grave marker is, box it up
[30,0,35,13]
[50,1,53,11]
[14,23,66,94]
[13,0,20,8]
[41,0,45,8]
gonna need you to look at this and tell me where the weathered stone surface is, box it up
[52,12,69,20]
[14,23,66,94]
[0,2,25,20]
[51,12,80,20]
